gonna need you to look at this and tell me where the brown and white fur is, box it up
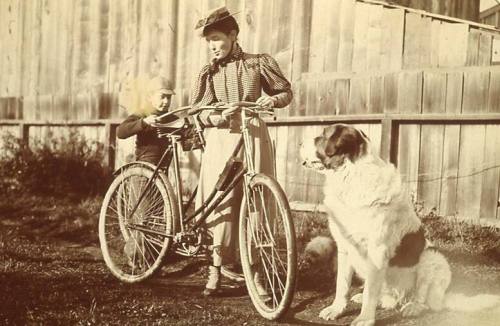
[301,124,499,325]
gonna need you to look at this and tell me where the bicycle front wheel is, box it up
[99,165,178,283]
[239,173,296,320]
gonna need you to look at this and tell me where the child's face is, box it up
[149,89,172,112]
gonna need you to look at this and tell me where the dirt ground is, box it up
[1,200,500,326]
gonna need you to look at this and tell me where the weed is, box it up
[0,131,112,198]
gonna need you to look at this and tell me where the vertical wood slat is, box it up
[1,0,22,96]
[397,71,423,196]
[478,32,493,66]
[366,4,383,71]
[439,72,462,216]
[480,124,500,219]
[379,8,405,71]
[336,0,356,72]
[308,0,328,73]
[383,73,399,113]
[429,19,441,67]
[403,12,422,69]
[290,0,312,81]
[466,29,481,66]
[487,71,500,113]
[322,0,342,72]
[418,72,446,214]
[369,75,384,113]
[348,77,369,114]
[438,21,468,67]
[456,70,489,219]
[456,125,486,220]
[351,1,370,72]
[270,0,293,80]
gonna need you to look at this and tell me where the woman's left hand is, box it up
[256,96,276,108]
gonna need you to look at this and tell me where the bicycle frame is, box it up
[126,106,262,242]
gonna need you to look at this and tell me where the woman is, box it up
[191,6,293,296]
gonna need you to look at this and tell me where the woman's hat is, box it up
[195,6,239,30]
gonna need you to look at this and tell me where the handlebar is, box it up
[151,101,274,128]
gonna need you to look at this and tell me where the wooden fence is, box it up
[1,0,500,221]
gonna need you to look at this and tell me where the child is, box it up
[117,76,177,165]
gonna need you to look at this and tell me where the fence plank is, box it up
[290,0,312,81]
[308,0,328,73]
[306,79,319,116]
[430,19,441,67]
[418,72,446,214]
[398,71,422,196]
[380,7,404,71]
[439,71,463,216]
[478,32,493,66]
[466,29,480,66]
[403,12,422,69]
[383,72,398,113]
[351,1,370,72]
[348,77,369,114]
[369,75,384,113]
[323,0,342,72]
[487,70,500,113]
[337,0,356,72]
[438,21,468,67]
[463,70,490,114]
[480,125,500,219]
[456,125,486,220]
[274,125,289,192]
[334,79,350,115]
[366,4,383,71]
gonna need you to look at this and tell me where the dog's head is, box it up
[301,124,369,171]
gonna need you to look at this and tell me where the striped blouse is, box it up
[191,44,293,110]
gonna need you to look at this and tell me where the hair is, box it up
[202,16,239,36]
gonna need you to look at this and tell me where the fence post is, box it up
[104,122,116,171]
[19,123,29,144]
[380,118,399,166]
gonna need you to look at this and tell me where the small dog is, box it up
[301,124,499,325]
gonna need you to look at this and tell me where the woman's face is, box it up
[205,30,236,61]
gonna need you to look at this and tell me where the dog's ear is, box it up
[325,125,366,160]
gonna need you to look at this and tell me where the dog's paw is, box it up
[400,301,427,317]
[350,293,363,304]
[319,300,346,321]
[351,315,375,326]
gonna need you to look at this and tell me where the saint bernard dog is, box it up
[301,124,499,325]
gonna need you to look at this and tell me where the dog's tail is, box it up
[300,236,335,269]
[444,292,500,312]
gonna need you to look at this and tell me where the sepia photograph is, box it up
[1,0,500,325]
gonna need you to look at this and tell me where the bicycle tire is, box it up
[99,164,178,283]
[239,173,297,320]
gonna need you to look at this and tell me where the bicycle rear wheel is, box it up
[99,165,178,283]
[239,173,296,320]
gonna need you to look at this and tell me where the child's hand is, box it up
[143,115,158,126]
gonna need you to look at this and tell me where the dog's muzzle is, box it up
[302,159,325,171]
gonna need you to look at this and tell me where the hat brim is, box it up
[195,10,240,31]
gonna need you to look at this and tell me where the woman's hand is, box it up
[256,96,276,108]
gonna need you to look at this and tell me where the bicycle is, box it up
[98,101,297,320]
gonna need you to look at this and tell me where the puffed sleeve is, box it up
[191,64,217,106]
[259,54,293,108]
